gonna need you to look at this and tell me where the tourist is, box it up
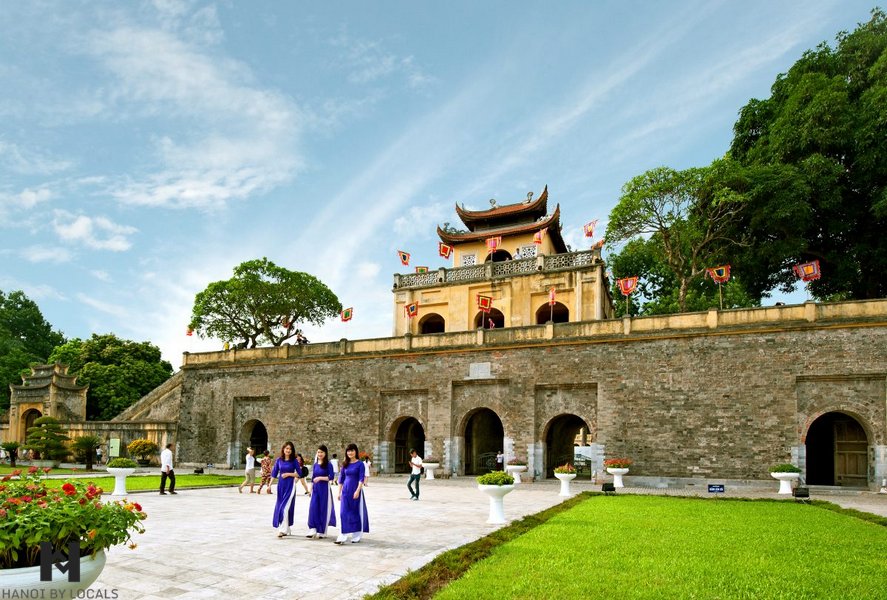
[335,443,369,544]
[96,446,103,465]
[330,453,339,486]
[407,448,422,501]
[496,450,504,471]
[239,446,256,493]
[295,453,311,496]
[363,454,372,487]
[306,444,337,539]
[271,441,300,537]
[160,443,177,495]
[257,451,274,494]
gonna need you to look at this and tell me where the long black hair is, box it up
[342,443,359,469]
[317,444,329,468]
[279,441,295,461]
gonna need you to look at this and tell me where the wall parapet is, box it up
[181,298,887,367]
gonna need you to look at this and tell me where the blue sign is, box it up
[708,484,725,493]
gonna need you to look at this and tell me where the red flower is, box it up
[1,475,10,482]
[42,467,52,474]
[27,466,38,475]
[133,502,142,511]
[11,469,21,477]
[20,496,32,503]
[79,498,87,505]
[62,483,77,496]
[0,509,6,518]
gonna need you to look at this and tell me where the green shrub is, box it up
[476,471,514,485]
[770,463,802,473]
[107,457,138,469]
[126,438,160,459]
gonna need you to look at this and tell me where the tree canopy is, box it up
[0,290,65,411]
[188,258,342,348]
[728,8,887,299]
[48,334,173,421]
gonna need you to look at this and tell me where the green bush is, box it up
[770,463,802,473]
[476,471,514,486]
[24,416,69,461]
[107,457,138,469]
[126,438,160,459]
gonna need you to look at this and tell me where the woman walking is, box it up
[306,445,336,539]
[335,443,369,544]
[295,453,311,496]
[271,441,301,537]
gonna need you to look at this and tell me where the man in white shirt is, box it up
[239,447,256,493]
[160,443,177,495]
[408,449,423,501]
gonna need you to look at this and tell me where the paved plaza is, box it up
[88,475,887,600]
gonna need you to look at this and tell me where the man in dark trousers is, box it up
[160,443,177,495]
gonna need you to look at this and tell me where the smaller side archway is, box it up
[419,313,446,334]
[19,408,42,443]
[474,308,505,329]
[543,413,592,478]
[535,302,569,324]
[805,411,870,487]
[485,250,512,263]
[462,408,504,475]
[391,417,425,473]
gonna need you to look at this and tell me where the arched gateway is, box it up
[806,412,870,487]
[544,413,591,478]
[391,417,425,473]
[240,419,269,456]
[463,408,504,475]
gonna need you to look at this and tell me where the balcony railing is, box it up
[393,249,602,290]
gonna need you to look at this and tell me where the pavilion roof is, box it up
[455,186,549,230]
[437,204,567,253]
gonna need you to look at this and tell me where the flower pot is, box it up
[107,467,136,495]
[505,464,528,484]
[0,550,106,594]
[554,472,577,496]
[136,459,151,467]
[478,484,515,524]
[423,462,440,480]
[606,467,629,488]
[770,471,800,495]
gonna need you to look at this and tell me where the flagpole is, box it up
[718,282,723,310]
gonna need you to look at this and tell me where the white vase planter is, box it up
[606,467,630,488]
[770,472,800,494]
[554,472,577,496]
[478,484,515,524]
[505,465,528,484]
[423,462,440,480]
[0,550,106,594]
[107,467,136,496]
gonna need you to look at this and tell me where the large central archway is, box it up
[392,417,425,473]
[544,413,592,478]
[806,412,869,487]
[240,419,269,462]
[463,408,504,475]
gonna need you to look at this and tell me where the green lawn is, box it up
[40,474,242,491]
[0,465,90,475]
[433,495,887,600]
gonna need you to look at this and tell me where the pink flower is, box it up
[27,466,38,475]
[62,483,77,496]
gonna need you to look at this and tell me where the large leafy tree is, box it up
[604,161,746,313]
[48,334,173,421]
[189,258,342,348]
[0,290,66,411]
[729,9,887,299]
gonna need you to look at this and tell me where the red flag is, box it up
[617,276,639,296]
[405,302,419,318]
[583,220,598,238]
[398,250,411,266]
[415,266,429,273]
[341,307,353,322]
[186,327,193,336]
[533,228,547,245]
[477,294,492,312]
[548,286,556,306]
[486,236,502,251]
[706,265,731,284]
[793,260,821,282]
[438,242,453,259]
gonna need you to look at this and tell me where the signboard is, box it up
[109,438,121,458]
[708,484,725,494]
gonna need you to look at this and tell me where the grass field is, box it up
[39,473,242,491]
[0,465,90,475]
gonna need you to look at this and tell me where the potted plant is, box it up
[106,458,139,496]
[126,439,160,466]
[476,470,515,524]
[422,455,440,480]
[505,457,529,484]
[0,467,146,594]
[23,416,69,467]
[604,458,633,488]
[769,463,802,494]
[554,463,577,496]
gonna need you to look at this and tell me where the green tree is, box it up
[24,416,69,461]
[189,258,342,348]
[0,290,66,411]
[729,9,887,299]
[71,434,103,470]
[48,334,173,421]
[605,162,746,313]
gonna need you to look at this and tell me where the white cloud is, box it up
[392,202,449,237]
[356,262,381,279]
[21,245,73,263]
[53,210,137,251]
[76,292,129,319]
[0,141,72,175]
[331,31,435,90]
[0,187,54,210]
[90,270,112,282]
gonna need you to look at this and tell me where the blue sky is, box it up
[0,1,875,367]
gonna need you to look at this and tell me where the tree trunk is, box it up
[678,277,689,312]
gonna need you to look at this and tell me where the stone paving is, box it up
[86,475,887,600]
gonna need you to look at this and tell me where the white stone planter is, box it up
[423,462,440,480]
[554,472,577,496]
[107,467,136,496]
[478,484,515,524]
[606,467,629,488]
[505,464,528,484]
[0,550,105,594]
[770,471,800,495]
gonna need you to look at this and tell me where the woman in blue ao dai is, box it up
[271,441,301,537]
[335,443,369,544]
[306,444,336,539]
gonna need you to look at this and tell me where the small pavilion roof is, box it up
[438,204,567,253]
[455,186,549,230]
